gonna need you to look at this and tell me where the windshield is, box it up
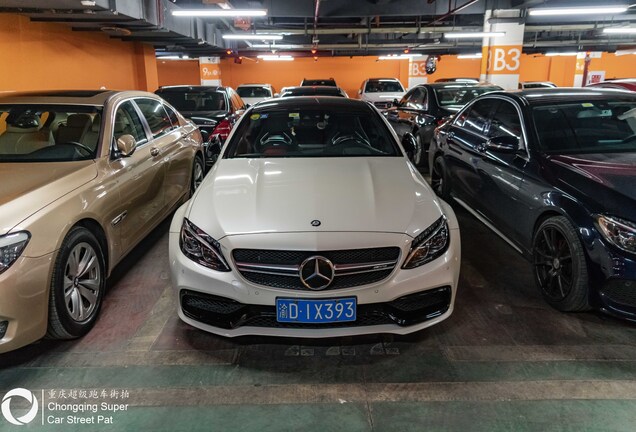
[533,100,636,154]
[0,104,102,162]
[237,87,272,98]
[159,91,226,112]
[365,80,404,93]
[434,86,500,107]
[224,108,401,158]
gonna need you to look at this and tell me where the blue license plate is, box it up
[276,298,357,323]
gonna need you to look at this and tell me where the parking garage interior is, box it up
[1,1,636,431]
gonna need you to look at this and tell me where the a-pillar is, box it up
[479,9,524,90]
[200,56,222,85]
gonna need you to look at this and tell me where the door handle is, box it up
[150,147,160,157]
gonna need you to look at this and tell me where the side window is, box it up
[135,98,173,138]
[489,101,522,140]
[455,99,499,135]
[398,89,415,106]
[113,101,147,144]
[163,104,180,128]
[405,89,423,109]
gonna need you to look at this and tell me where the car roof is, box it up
[237,84,272,87]
[479,88,636,105]
[0,89,155,105]
[366,78,401,81]
[282,86,344,94]
[156,85,228,93]
[250,96,371,112]
[418,82,500,89]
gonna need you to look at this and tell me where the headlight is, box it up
[402,216,449,269]
[0,232,30,275]
[179,218,230,271]
[596,215,636,254]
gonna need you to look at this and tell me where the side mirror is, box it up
[484,135,519,153]
[116,134,137,157]
[199,129,210,143]
[206,134,223,164]
[401,133,419,162]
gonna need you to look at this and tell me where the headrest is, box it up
[7,110,40,129]
[66,114,92,128]
[91,114,102,132]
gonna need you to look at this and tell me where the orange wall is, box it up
[0,14,158,92]
[157,59,201,87]
[156,51,636,93]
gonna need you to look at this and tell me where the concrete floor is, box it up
[2,205,636,431]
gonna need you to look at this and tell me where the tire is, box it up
[414,134,423,167]
[532,216,591,312]
[431,155,451,200]
[47,227,106,339]
[191,155,205,195]
[415,132,432,171]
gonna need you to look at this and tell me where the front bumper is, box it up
[0,253,54,354]
[169,228,460,338]
[591,242,636,321]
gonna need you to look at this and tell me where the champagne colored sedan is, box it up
[0,90,204,353]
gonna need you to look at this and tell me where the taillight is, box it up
[436,117,448,126]
[213,119,232,140]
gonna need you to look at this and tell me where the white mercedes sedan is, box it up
[169,97,460,338]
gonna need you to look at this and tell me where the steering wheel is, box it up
[59,141,94,156]
[259,131,294,147]
[326,136,386,156]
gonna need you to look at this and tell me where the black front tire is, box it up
[47,227,106,339]
[532,216,591,312]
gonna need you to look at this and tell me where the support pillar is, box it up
[479,10,524,90]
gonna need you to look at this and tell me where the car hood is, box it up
[361,92,405,102]
[547,153,636,216]
[188,157,443,238]
[241,97,270,105]
[0,161,98,235]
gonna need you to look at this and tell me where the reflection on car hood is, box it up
[189,157,443,238]
[549,153,636,216]
[183,111,227,125]
[0,161,97,235]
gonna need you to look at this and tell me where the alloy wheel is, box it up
[533,226,574,302]
[193,159,204,190]
[63,242,102,322]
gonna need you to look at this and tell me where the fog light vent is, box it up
[0,321,8,339]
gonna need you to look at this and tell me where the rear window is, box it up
[302,79,337,87]
[364,80,404,93]
[224,108,400,158]
[533,100,636,154]
[158,91,226,112]
[434,86,500,107]
[237,87,272,98]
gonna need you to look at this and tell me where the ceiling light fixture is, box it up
[545,52,579,56]
[457,53,483,59]
[444,32,505,38]
[222,34,283,40]
[172,9,267,17]
[529,6,627,16]
[157,55,190,60]
[603,27,636,34]
[257,55,294,61]
[378,54,423,60]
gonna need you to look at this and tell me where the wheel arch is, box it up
[72,218,109,274]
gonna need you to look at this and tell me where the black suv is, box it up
[155,85,247,167]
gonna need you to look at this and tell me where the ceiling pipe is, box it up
[425,0,481,26]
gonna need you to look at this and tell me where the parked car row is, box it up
[1,79,634,354]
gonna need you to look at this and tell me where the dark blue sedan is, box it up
[431,88,636,320]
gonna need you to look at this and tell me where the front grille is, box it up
[601,280,636,308]
[232,247,401,291]
[180,286,452,331]
[233,247,400,265]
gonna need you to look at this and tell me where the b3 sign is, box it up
[488,46,522,74]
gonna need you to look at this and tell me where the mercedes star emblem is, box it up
[311,220,321,227]
[299,256,335,290]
